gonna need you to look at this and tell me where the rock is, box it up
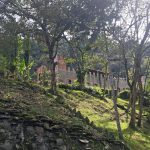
[44,123,50,129]
[0,114,129,150]
[38,144,49,150]
[36,136,44,143]
[59,145,67,150]
[15,144,20,149]
[79,139,89,144]
[104,144,110,150]
[0,129,5,133]
[1,120,11,129]
[19,129,25,142]
[35,126,44,135]
[46,132,54,138]
[26,126,35,135]
[56,138,64,146]
[0,141,13,150]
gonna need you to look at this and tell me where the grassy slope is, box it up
[58,89,150,150]
[0,79,110,142]
[0,79,149,150]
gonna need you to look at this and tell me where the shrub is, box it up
[147,109,150,124]
[143,93,150,107]
[118,90,130,99]
[58,83,104,99]
[101,89,112,97]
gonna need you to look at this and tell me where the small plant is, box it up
[14,35,34,81]
[0,55,7,77]
[118,90,130,99]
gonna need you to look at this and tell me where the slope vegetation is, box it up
[0,79,149,149]
[58,86,150,150]
[0,79,128,150]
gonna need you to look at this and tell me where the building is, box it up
[36,56,129,90]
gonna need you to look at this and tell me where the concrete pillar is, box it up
[101,74,104,88]
[93,72,95,85]
[89,72,92,86]
[95,72,98,85]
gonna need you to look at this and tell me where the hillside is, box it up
[0,79,149,150]
[58,87,150,150]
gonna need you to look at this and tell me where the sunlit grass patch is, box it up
[60,88,150,150]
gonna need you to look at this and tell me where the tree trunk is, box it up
[129,83,137,129]
[104,63,108,91]
[113,91,124,140]
[76,69,86,88]
[42,24,57,94]
[126,91,132,113]
[111,76,124,140]
[137,77,144,127]
[125,90,132,121]
[129,50,141,129]
[49,59,57,94]
[144,58,150,91]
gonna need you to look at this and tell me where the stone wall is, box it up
[85,72,129,90]
[0,111,129,150]
[36,56,129,90]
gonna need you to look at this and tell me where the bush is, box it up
[101,89,112,98]
[143,93,150,107]
[147,110,150,124]
[118,90,130,99]
[58,83,104,99]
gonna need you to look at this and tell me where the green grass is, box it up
[0,79,149,150]
[59,88,150,150]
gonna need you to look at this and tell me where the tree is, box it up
[109,0,150,128]
[63,0,121,87]
[93,34,121,91]
[0,11,20,75]
[2,0,75,93]
[110,75,124,140]
[64,31,94,87]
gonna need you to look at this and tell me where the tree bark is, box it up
[111,76,124,140]
[76,69,86,88]
[49,59,57,94]
[42,24,57,94]
[104,63,108,91]
[129,52,141,129]
[137,76,144,127]
[129,83,137,129]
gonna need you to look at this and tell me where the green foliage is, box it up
[147,111,150,123]
[64,58,76,64]
[58,83,104,99]
[101,89,112,96]
[146,79,150,92]
[118,90,130,99]
[0,55,7,76]
[15,36,34,80]
[143,93,150,107]
[40,70,51,86]
[15,36,24,77]
[24,33,30,67]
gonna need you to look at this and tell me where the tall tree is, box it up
[109,0,150,128]
[2,0,114,93]
[63,0,121,87]
[2,0,74,93]
[64,30,94,87]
